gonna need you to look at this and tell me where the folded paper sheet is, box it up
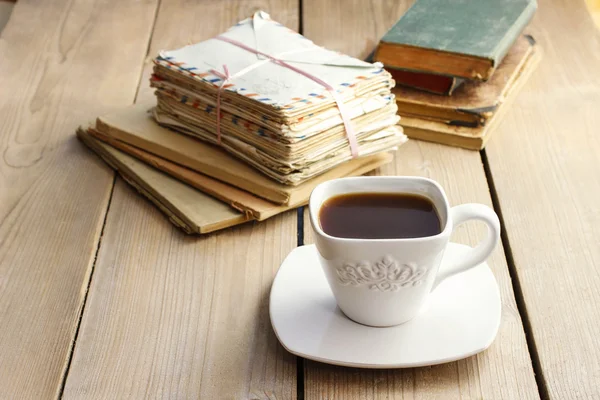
[87,126,392,221]
[79,118,392,233]
[77,129,248,234]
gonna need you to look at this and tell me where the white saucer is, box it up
[270,243,501,369]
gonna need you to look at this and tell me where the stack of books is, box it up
[78,12,407,234]
[374,0,540,149]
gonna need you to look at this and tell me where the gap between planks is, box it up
[296,2,306,398]
[296,207,306,400]
[480,149,549,400]
[134,0,162,104]
[56,1,163,396]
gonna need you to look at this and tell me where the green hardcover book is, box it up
[375,0,537,81]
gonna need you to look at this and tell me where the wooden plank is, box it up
[62,2,299,398]
[0,0,158,398]
[63,181,297,399]
[484,0,600,397]
[302,1,539,399]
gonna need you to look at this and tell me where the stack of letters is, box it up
[78,11,406,234]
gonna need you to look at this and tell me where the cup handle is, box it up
[433,204,501,289]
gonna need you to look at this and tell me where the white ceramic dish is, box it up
[270,243,501,368]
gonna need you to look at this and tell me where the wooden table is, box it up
[1,0,598,398]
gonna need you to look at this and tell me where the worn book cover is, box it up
[399,40,542,149]
[394,35,537,128]
[77,128,249,234]
[375,0,537,81]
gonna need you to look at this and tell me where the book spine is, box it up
[491,0,537,67]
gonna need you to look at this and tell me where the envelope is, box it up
[154,11,391,113]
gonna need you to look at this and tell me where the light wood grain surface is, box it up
[2,0,599,398]
[63,181,297,399]
[302,1,538,399]
[485,0,600,397]
[62,1,299,398]
[0,0,158,397]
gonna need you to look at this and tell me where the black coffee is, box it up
[319,193,441,239]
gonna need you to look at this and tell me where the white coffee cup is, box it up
[308,176,501,327]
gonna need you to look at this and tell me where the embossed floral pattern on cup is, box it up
[336,256,428,292]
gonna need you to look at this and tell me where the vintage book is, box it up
[93,103,395,205]
[388,68,464,95]
[394,35,537,127]
[77,128,248,234]
[86,127,392,221]
[399,41,542,149]
[375,0,537,81]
